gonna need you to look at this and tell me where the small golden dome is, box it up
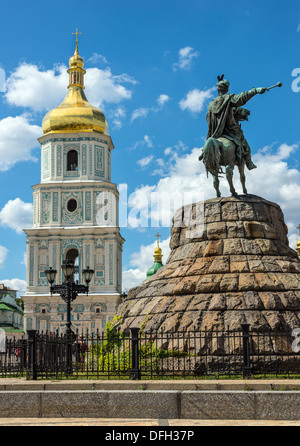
[42,35,109,136]
[69,45,84,70]
[153,233,163,263]
[154,246,162,256]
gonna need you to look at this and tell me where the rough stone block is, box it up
[239,273,260,291]
[242,291,264,309]
[186,294,211,311]
[258,292,285,310]
[0,392,41,417]
[221,202,238,221]
[237,202,256,220]
[220,273,239,291]
[256,392,300,420]
[223,239,243,255]
[230,259,249,273]
[244,221,264,238]
[172,276,198,295]
[196,274,222,293]
[208,293,226,310]
[225,292,245,310]
[208,256,230,274]
[226,221,245,238]
[40,391,180,419]
[200,310,223,330]
[205,201,221,222]
[207,222,227,240]
[181,391,256,420]
[203,240,224,257]
[261,222,277,239]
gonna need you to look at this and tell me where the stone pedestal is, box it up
[117,195,300,333]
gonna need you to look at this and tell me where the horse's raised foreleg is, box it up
[213,175,221,197]
[226,164,237,196]
[238,162,247,194]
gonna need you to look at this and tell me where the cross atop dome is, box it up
[155,232,161,245]
[72,28,82,46]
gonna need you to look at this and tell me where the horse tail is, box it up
[202,137,222,177]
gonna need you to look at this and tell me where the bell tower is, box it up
[22,32,124,333]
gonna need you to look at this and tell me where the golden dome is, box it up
[153,233,163,263]
[42,37,109,136]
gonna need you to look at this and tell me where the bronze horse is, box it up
[199,107,250,197]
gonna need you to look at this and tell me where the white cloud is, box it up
[137,155,154,168]
[131,107,149,122]
[129,135,154,151]
[157,94,170,107]
[88,53,109,65]
[0,115,41,171]
[5,63,68,112]
[173,46,199,71]
[131,94,170,122]
[248,143,300,247]
[0,198,33,234]
[0,246,8,269]
[179,87,216,113]
[122,237,170,291]
[4,63,136,112]
[128,145,208,228]
[85,68,136,108]
[122,268,146,291]
[109,106,126,129]
[143,135,153,148]
[21,252,27,266]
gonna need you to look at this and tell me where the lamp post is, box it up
[45,259,94,373]
[45,260,94,335]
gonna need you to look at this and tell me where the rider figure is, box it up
[205,76,266,170]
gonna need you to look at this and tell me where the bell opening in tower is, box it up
[67,150,78,171]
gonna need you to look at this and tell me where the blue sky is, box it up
[0,0,300,293]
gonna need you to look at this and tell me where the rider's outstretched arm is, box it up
[231,87,266,107]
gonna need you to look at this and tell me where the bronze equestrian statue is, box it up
[198,75,282,197]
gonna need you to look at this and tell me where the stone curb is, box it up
[1,390,300,420]
[0,379,300,391]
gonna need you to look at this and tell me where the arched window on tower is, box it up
[67,150,78,171]
[65,248,80,283]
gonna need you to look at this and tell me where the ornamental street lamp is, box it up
[45,259,94,374]
[45,259,94,336]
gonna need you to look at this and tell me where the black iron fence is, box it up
[1,324,300,380]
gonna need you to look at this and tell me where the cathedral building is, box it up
[22,35,124,333]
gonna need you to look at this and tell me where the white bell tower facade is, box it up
[22,35,124,333]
